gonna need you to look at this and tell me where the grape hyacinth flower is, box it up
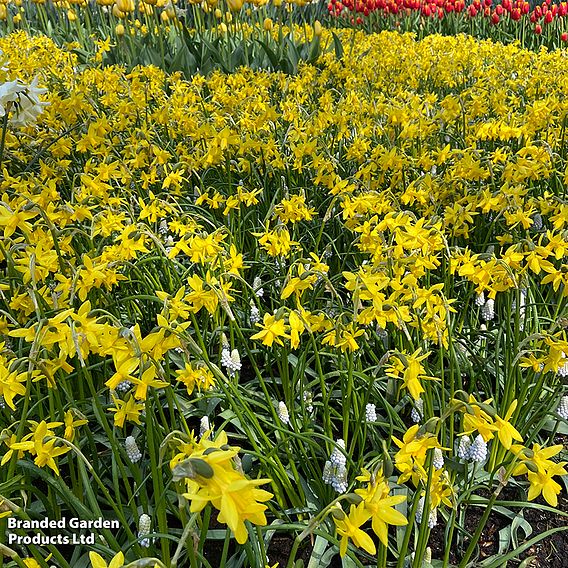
[468,434,488,463]
[322,439,348,493]
[138,514,151,548]
[365,403,377,422]
[277,401,290,425]
[481,298,495,321]
[125,436,142,463]
[556,395,568,420]
[457,435,472,460]
[411,398,424,423]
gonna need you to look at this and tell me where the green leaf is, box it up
[332,32,344,60]
[307,36,321,64]
[258,40,279,70]
[307,535,329,568]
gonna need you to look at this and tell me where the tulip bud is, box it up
[115,23,125,35]
[263,17,273,30]
[227,0,244,11]
[314,20,322,36]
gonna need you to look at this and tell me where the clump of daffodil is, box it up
[386,348,439,400]
[170,429,273,544]
[331,467,407,557]
[512,443,568,507]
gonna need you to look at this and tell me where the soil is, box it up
[429,490,568,567]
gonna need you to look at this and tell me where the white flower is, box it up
[411,398,424,423]
[556,395,568,420]
[249,300,260,325]
[322,460,348,493]
[415,497,437,528]
[117,380,132,393]
[303,390,314,414]
[365,403,377,423]
[125,436,142,463]
[475,292,486,307]
[0,77,49,127]
[481,298,495,321]
[252,276,264,298]
[468,434,488,463]
[428,507,438,528]
[138,513,152,548]
[433,448,444,470]
[457,435,472,460]
[532,213,543,231]
[277,401,290,425]
[200,416,210,437]
[221,346,241,377]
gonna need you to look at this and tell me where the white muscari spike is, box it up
[329,439,346,467]
[475,292,486,307]
[415,497,437,528]
[323,441,349,493]
[433,448,444,470]
[428,507,438,528]
[249,301,260,325]
[230,349,241,372]
[277,401,290,425]
[303,390,314,414]
[116,380,132,393]
[200,416,210,437]
[481,298,495,321]
[253,276,264,298]
[331,464,348,493]
[457,435,472,460]
[125,436,142,463]
[138,513,151,548]
[556,395,568,420]
[365,403,377,423]
[411,398,424,423]
[468,434,488,463]
[415,496,425,524]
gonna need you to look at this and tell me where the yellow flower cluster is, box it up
[332,468,407,558]
[170,430,273,544]
[1,26,568,561]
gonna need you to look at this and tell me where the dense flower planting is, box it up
[0,9,567,568]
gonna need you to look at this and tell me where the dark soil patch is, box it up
[430,489,568,567]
